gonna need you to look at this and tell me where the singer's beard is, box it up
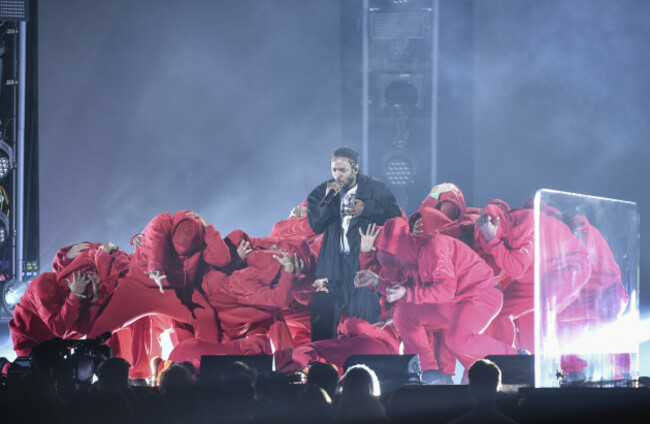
[340,176,357,192]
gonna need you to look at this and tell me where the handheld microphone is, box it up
[324,188,338,204]
[325,182,342,204]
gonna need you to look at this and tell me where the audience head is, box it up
[221,361,257,403]
[339,364,381,399]
[297,385,334,424]
[96,357,130,392]
[307,362,339,400]
[467,359,502,402]
[158,363,194,395]
[222,360,257,383]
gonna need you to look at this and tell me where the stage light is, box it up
[0,211,8,245]
[2,277,29,313]
[384,155,413,185]
[0,0,29,22]
[0,139,13,181]
[384,79,419,118]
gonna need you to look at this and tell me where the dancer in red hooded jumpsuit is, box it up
[358,217,517,379]
[407,183,483,377]
[165,242,312,373]
[550,208,629,378]
[410,183,481,243]
[269,201,324,347]
[474,200,591,355]
[202,236,314,347]
[88,210,231,342]
[10,242,129,357]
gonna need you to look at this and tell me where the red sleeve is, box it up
[31,274,88,337]
[407,238,457,304]
[568,217,620,291]
[270,217,321,242]
[422,194,441,209]
[486,213,535,282]
[540,217,591,305]
[290,274,315,306]
[141,214,174,272]
[202,225,231,268]
[358,251,394,295]
[359,251,380,273]
[94,248,114,282]
[226,270,294,309]
[93,248,130,302]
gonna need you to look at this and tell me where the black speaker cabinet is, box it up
[485,354,534,386]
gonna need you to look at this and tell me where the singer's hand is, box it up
[325,181,343,199]
[343,199,365,218]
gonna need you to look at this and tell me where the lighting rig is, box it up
[0,0,36,321]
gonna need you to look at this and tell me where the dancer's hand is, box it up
[289,205,307,219]
[293,253,305,275]
[67,270,91,297]
[145,270,167,293]
[65,242,90,260]
[101,242,118,254]
[386,285,406,303]
[359,223,381,253]
[273,251,295,273]
[269,244,286,253]
[476,214,499,242]
[411,217,423,235]
[374,317,396,331]
[312,278,329,293]
[187,211,210,227]
[354,269,378,288]
[87,272,101,303]
[131,233,143,250]
[237,240,252,261]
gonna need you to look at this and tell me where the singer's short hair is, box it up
[332,147,359,167]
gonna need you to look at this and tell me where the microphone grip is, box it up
[324,188,339,204]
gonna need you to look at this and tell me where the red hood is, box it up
[436,184,467,217]
[171,210,204,256]
[228,230,315,274]
[270,237,315,273]
[375,217,419,265]
[244,250,284,284]
[56,250,96,283]
[52,241,101,273]
[413,206,452,234]
[523,196,563,219]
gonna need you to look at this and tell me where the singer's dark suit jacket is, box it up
[307,174,400,335]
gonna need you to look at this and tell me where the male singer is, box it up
[306,147,400,340]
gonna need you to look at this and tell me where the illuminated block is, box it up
[534,189,639,387]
